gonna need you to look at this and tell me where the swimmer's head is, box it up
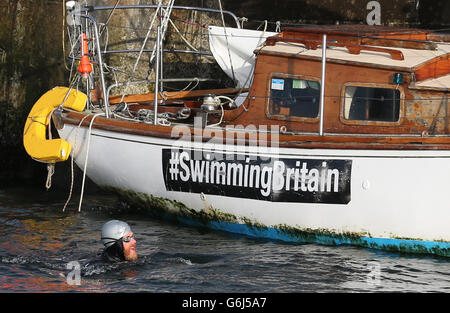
[101,220,138,262]
[101,220,131,248]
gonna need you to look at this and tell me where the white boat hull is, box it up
[59,124,450,256]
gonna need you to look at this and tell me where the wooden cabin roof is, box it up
[260,25,450,81]
[260,41,450,69]
[281,25,432,40]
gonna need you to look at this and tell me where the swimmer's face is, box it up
[122,232,138,261]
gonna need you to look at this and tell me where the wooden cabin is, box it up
[231,25,450,136]
[68,25,450,150]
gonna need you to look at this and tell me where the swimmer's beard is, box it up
[125,252,138,262]
[124,245,138,262]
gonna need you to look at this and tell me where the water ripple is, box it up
[0,186,449,292]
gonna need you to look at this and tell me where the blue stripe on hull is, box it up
[175,216,450,257]
[105,187,449,258]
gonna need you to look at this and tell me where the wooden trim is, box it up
[269,27,436,50]
[360,38,436,51]
[109,88,248,104]
[346,45,404,61]
[281,26,431,42]
[266,37,405,61]
[223,100,248,122]
[258,50,412,73]
[62,110,450,150]
[413,54,450,82]
[427,33,450,43]
[265,72,321,124]
[339,82,405,127]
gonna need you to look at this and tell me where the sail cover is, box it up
[208,26,277,88]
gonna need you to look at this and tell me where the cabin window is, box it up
[343,86,400,122]
[269,77,320,118]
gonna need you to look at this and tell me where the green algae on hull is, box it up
[104,186,239,225]
[103,186,449,257]
[274,224,449,257]
[274,224,369,246]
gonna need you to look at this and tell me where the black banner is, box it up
[162,149,352,204]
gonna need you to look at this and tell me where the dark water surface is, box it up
[0,186,449,293]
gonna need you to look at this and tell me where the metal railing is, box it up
[82,4,241,29]
[71,4,240,120]
[78,14,110,117]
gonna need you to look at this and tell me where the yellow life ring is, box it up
[23,87,87,163]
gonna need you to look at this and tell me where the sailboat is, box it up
[23,2,450,257]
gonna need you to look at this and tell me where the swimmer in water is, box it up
[101,220,138,262]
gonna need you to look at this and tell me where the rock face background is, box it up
[0,0,449,186]
[90,0,237,96]
[0,0,67,185]
[225,0,449,26]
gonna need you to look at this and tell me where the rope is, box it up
[158,0,176,45]
[78,113,105,212]
[119,0,164,104]
[45,107,57,190]
[276,21,281,32]
[206,96,235,128]
[58,75,80,111]
[162,78,200,98]
[62,155,74,212]
[238,17,248,28]
[103,0,121,29]
[62,113,91,212]
[98,0,120,54]
[67,30,79,83]
[168,18,198,52]
[46,163,55,190]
